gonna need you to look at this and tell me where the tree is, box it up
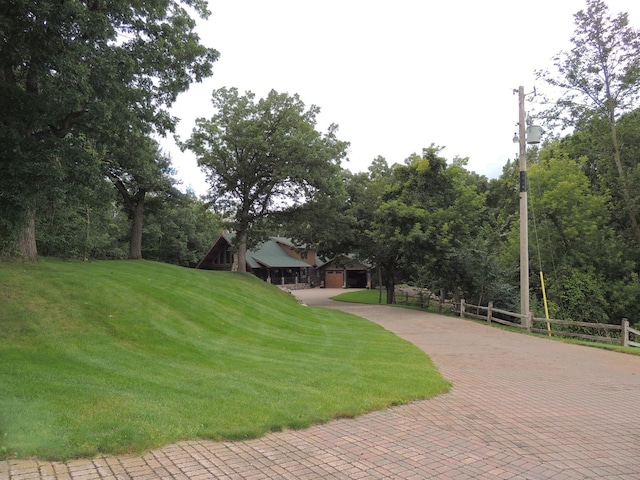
[182,87,349,273]
[529,151,610,269]
[0,0,218,259]
[104,136,176,259]
[274,167,354,261]
[34,137,124,260]
[563,108,640,249]
[142,189,223,267]
[433,159,490,304]
[368,199,428,304]
[277,157,393,300]
[508,143,617,321]
[366,146,453,304]
[536,0,640,244]
[563,111,640,322]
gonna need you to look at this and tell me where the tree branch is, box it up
[106,170,135,212]
[32,109,88,140]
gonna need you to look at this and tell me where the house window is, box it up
[214,249,233,265]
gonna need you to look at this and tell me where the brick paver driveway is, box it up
[3,289,640,479]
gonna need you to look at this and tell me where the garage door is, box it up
[325,270,344,288]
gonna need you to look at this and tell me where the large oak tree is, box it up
[183,87,348,273]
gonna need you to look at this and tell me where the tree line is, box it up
[0,0,219,263]
[2,0,639,325]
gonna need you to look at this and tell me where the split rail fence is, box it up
[393,288,639,348]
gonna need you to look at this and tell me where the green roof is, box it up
[248,239,311,269]
[219,233,311,269]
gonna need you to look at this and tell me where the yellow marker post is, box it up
[540,271,551,336]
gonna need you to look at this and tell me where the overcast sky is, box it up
[163,0,640,196]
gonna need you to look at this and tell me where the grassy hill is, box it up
[0,259,449,460]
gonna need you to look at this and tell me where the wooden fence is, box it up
[459,299,639,348]
[394,287,457,313]
[393,288,639,348]
[620,319,640,348]
[459,300,526,328]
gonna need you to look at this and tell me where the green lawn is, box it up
[332,289,457,316]
[332,289,390,305]
[0,259,449,460]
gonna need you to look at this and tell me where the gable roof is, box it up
[318,255,371,270]
[195,233,233,269]
[196,233,312,270]
[248,240,311,269]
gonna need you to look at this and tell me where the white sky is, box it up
[163,0,640,196]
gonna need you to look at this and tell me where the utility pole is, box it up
[518,86,530,326]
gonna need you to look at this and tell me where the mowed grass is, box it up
[0,259,449,460]
[332,289,389,305]
[333,289,456,316]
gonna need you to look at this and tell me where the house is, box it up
[317,256,371,289]
[195,233,320,287]
[196,233,370,289]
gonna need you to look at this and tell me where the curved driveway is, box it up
[3,289,640,479]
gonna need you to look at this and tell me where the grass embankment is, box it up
[334,290,640,355]
[0,259,449,460]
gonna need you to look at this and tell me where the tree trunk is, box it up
[609,118,640,245]
[385,279,395,305]
[108,175,146,261]
[18,208,38,260]
[452,280,461,305]
[129,194,145,259]
[236,229,248,273]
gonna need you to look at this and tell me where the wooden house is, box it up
[196,234,320,286]
[196,233,370,289]
[317,256,371,289]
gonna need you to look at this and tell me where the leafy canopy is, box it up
[0,0,219,257]
[182,87,348,270]
[536,0,640,128]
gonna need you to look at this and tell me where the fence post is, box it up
[487,301,493,323]
[460,299,465,318]
[622,318,629,347]
[526,311,534,331]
